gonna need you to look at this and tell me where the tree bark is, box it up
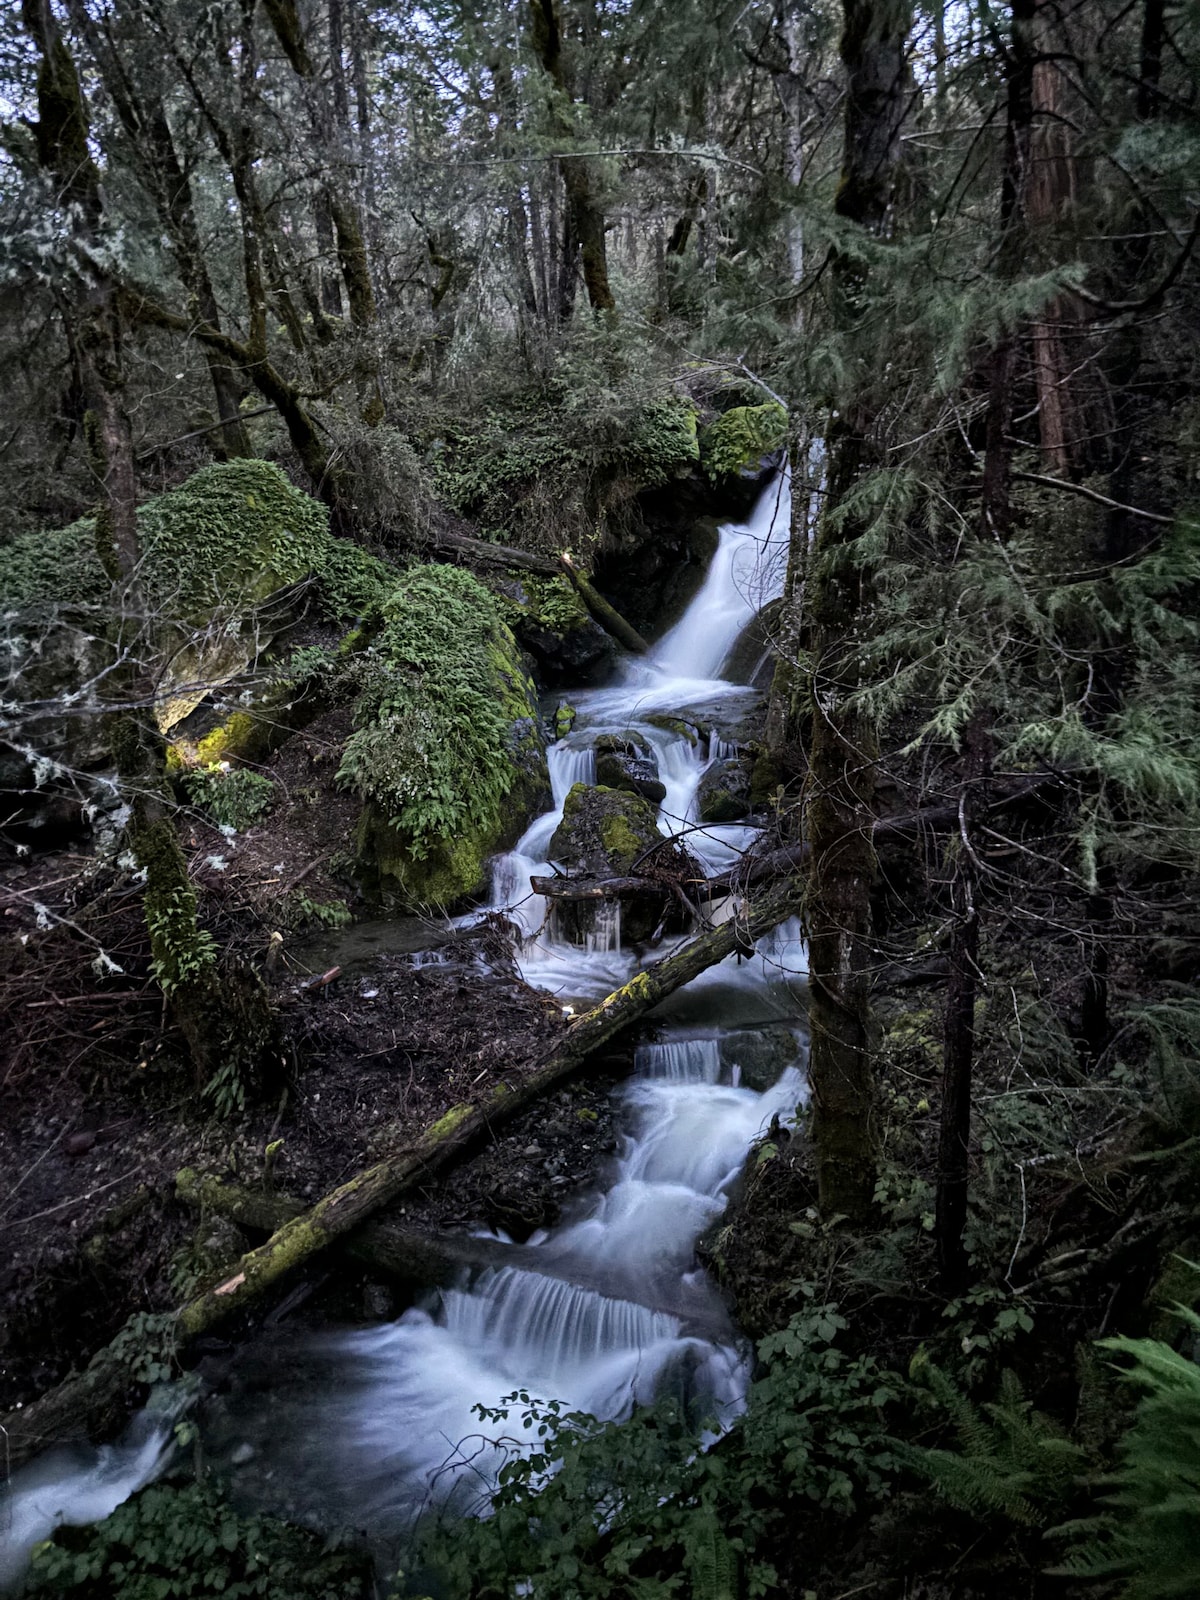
[802,0,912,1224]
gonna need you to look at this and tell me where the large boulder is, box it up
[548,783,662,877]
[501,575,615,688]
[547,783,666,942]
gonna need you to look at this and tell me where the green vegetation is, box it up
[338,564,545,904]
[1,460,329,616]
[699,403,787,479]
[27,1477,372,1599]
[182,767,276,832]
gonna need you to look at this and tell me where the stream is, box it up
[0,471,808,1585]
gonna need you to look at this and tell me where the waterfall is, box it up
[0,471,807,1584]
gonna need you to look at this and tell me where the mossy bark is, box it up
[801,1,913,1225]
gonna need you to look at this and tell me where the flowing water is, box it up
[0,470,806,1583]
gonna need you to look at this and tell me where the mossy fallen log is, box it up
[174,1170,518,1286]
[0,873,801,1468]
[558,555,650,655]
[176,1175,733,1335]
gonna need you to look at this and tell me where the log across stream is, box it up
[0,471,808,1580]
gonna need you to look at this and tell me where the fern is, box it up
[1051,1311,1200,1600]
[897,1361,1086,1526]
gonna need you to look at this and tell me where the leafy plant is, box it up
[26,1477,372,1598]
[1051,1310,1200,1599]
[183,766,276,832]
[897,1359,1086,1526]
[408,1304,902,1600]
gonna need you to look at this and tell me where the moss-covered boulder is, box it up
[696,756,753,824]
[699,402,787,480]
[341,565,549,909]
[547,783,666,942]
[1,459,330,617]
[549,783,661,877]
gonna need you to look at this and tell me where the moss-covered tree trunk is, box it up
[802,0,912,1224]
[22,0,278,1102]
[528,0,616,319]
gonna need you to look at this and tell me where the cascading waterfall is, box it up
[0,470,806,1581]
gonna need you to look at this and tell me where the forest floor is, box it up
[0,829,627,1414]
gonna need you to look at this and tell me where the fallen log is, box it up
[175,1169,518,1287]
[558,555,650,655]
[529,843,810,906]
[179,1175,733,1337]
[428,526,561,576]
[0,872,802,1469]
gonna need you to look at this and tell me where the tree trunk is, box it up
[802,0,912,1224]
[528,0,616,318]
[934,719,991,1285]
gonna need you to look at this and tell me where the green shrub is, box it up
[26,1477,372,1599]
[1,460,329,617]
[183,767,277,832]
[314,537,395,624]
[700,403,787,478]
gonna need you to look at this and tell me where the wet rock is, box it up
[696,757,753,824]
[593,737,667,805]
[723,597,784,688]
[548,784,661,877]
[719,1025,801,1092]
[518,615,615,688]
[548,783,666,943]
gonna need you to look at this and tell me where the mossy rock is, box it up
[342,565,549,909]
[696,756,753,824]
[1,459,330,619]
[549,783,662,876]
[644,714,702,745]
[547,784,666,943]
[699,403,787,480]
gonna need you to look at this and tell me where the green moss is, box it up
[0,460,330,617]
[645,714,700,744]
[167,711,267,773]
[425,1103,475,1140]
[599,810,649,864]
[700,403,787,479]
[340,565,547,907]
[137,815,217,995]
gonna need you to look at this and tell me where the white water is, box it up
[0,472,806,1579]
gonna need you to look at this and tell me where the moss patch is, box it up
[341,565,548,908]
[1,460,330,618]
[700,403,787,479]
